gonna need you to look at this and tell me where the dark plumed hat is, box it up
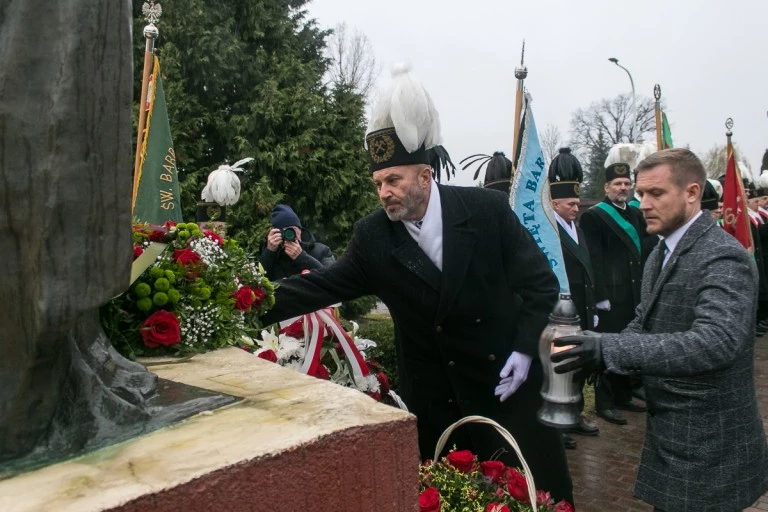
[459,151,513,196]
[549,148,583,199]
[743,178,757,199]
[701,180,719,210]
[605,162,631,183]
[364,63,455,182]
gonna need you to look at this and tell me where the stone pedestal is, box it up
[0,348,419,512]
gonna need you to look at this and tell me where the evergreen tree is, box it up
[132,0,377,252]
[581,132,610,200]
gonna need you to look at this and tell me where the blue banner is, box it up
[509,95,570,294]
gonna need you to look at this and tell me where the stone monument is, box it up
[0,0,234,474]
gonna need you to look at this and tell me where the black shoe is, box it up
[567,417,600,436]
[631,387,646,402]
[561,433,577,450]
[616,399,647,412]
[597,408,628,425]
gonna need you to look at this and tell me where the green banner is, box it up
[133,57,183,224]
[661,112,673,150]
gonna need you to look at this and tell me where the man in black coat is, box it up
[579,163,648,425]
[261,68,573,504]
[549,149,599,446]
[258,204,335,281]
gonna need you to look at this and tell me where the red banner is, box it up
[721,143,754,253]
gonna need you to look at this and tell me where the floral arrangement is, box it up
[101,221,274,358]
[419,449,574,512]
[241,318,393,403]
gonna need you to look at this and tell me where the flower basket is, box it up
[419,415,573,512]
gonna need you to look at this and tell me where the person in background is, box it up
[578,163,648,425]
[258,204,335,281]
[553,148,768,512]
[549,148,600,450]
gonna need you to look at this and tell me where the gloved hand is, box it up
[494,351,532,402]
[593,314,599,328]
[551,330,604,374]
[596,300,611,311]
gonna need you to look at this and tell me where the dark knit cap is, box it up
[271,204,302,229]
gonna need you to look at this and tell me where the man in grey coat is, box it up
[553,148,768,511]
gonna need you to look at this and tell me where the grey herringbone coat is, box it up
[601,213,768,512]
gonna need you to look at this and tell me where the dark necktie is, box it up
[656,239,668,279]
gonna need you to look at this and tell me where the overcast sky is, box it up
[306,0,768,186]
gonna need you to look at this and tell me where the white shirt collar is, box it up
[661,210,703,263]
[403,179,443,270]
[555,213,578,244]
[611,201,626,210]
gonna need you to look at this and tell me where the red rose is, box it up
[376,372,391,394]
[369,391,381,401]
[140,310,181,348]
[505,468,529,502]
[486,504,510,512]
[480,460,505,484]
[310,364,329,380]
[252,287,265,307]
[554,500,574,512]
[419,487,440,512]
[257,349,278,362]
[280,319,304,339]
[149,229,166,242]
[233,286,256,312]
[536,490,552,506]
[446,449,475,473]
[133,245,144,259]
[204,230,224,246]
[163,220,177,230]
[173,248,201,265]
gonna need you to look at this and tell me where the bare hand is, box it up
[266,228,282,251]
[283,241,303,260]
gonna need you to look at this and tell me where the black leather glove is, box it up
[551,331,604,374]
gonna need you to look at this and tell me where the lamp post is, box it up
[608,57,635,98]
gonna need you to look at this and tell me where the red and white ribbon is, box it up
[280,307,369,379]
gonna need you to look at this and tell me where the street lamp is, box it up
[608,57,635,99]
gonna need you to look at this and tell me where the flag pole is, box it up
[511,41,527,169]
[132,2,162,209]
[654,84,662,150]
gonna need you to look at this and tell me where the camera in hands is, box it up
[281,227,297,243]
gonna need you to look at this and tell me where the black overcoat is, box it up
[579,198,648,333]
[558,223,596,331]
[261,185,573,502]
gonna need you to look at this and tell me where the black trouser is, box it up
[594,371,633,410]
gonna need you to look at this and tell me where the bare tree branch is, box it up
[326,22,379,99]
[539,124,562,165]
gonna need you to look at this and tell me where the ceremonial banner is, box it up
[132,56,183,224]
[722,143,753,253]
[510,94,570,294]
[661,112,673,149]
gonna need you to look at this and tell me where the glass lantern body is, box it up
[537,314,583,428]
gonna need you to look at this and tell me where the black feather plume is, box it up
[548,148,583,183]
[429,145,456,183]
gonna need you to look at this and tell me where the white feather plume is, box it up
[758,171,768,190]
[604,141,658,171]
[708,178,723,199]
[366,63,441,152]
[200,157,254,206]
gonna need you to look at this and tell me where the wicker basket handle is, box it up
[432,415,538,511]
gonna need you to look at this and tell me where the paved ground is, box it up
[565,336,768,511]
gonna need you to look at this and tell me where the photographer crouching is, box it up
[258,204,335,281]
